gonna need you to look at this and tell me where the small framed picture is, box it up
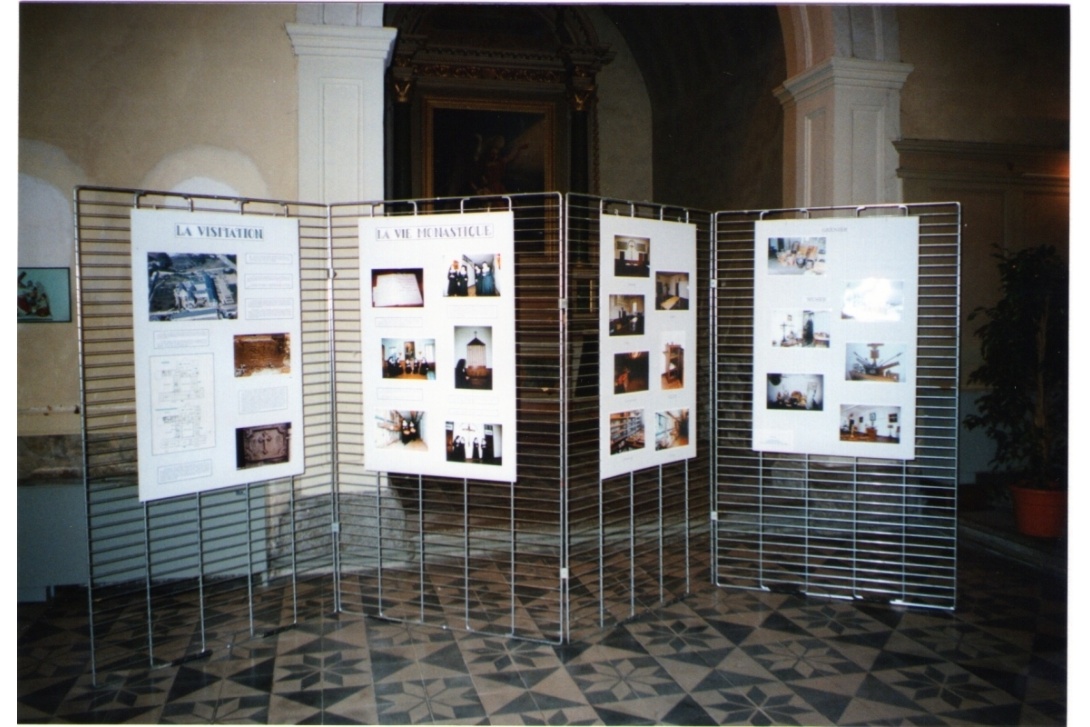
[18,267,71,323]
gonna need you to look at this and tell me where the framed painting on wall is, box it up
[424,97,556,199]
[18,267,71,323]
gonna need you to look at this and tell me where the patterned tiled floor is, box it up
[19,545,1065,725]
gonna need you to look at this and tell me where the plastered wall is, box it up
[18,3,299,448]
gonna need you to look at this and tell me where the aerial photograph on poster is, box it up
[147,252,238,321]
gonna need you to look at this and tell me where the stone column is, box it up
[287,21,397,202]
[775,57,912,208]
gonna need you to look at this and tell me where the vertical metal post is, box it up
[598,477,605,628]
[325,204,342,615]
[559,191,569,642]
[418,473,425,623]
[509,478,516,635]
[758,452,766,587]
[629,471,635,618]
[464,477,470,630]
[143,501,155,667]
[246,484,255,636]
[74,189,99,684]
[803,455,810,594]
[289,477,298,623]
[377,478,385,615]
[852,458,859,598]
[657,465,664,603]
[684,458,691,592]
[196,492,207,651]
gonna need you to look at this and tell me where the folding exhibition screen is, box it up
[74,188,712,681]
[74,188,957,682]
[712,203,960,610]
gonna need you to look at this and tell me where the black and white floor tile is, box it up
[19,544,1065,724]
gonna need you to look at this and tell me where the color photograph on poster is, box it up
[841,278,904,321]
[372,268,424,308]
[769,308,831,348]
[839,405,901,443]
[608,294,645,336]
[360,211,517,482]
[454,326,493,390]
[655,271,690,310]
[845,342,906,383]
[660,333,686,390]
[766,373,824,411]
[767,236,827,275]
[613,351,650,395]
[599,214,697,479]
[146,252,238,321]
[236,422,291,469]
[234,333,291,377]
[445,421,503,465]
[613,234,651,277]
[131,209,305,501]
[444,253,502,297]
[751,216,918,459]
[374,410,428,452]
[381,337,436,380]
[655,408,689,451]
[609,409,645,455]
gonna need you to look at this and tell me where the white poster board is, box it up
[751,216,919,459]
[360,212,517,482]
[131,209,305,501]
[599,214,698,480]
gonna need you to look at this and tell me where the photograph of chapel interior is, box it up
[18,3,1072,724]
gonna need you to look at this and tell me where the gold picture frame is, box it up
[423,97,556,199]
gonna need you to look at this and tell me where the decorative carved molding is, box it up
[895,139,1069,186]
[410,62,568,86]
[387,6,613,102]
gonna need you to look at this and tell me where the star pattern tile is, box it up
[18,546,1066,724]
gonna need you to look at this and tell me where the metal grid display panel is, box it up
[330,195,567,642]
[75,188,336,681]
[564,195,713,640]
[712,203,960,610]
[331,194,711,642]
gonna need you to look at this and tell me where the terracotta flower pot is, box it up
[1009,484,1067,538]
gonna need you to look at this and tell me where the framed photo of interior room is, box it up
[423,97,558,199]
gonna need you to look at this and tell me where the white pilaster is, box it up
[287,22,397,203]
[775,57,912,208]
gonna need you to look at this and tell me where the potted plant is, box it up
[964,244,1068,538]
